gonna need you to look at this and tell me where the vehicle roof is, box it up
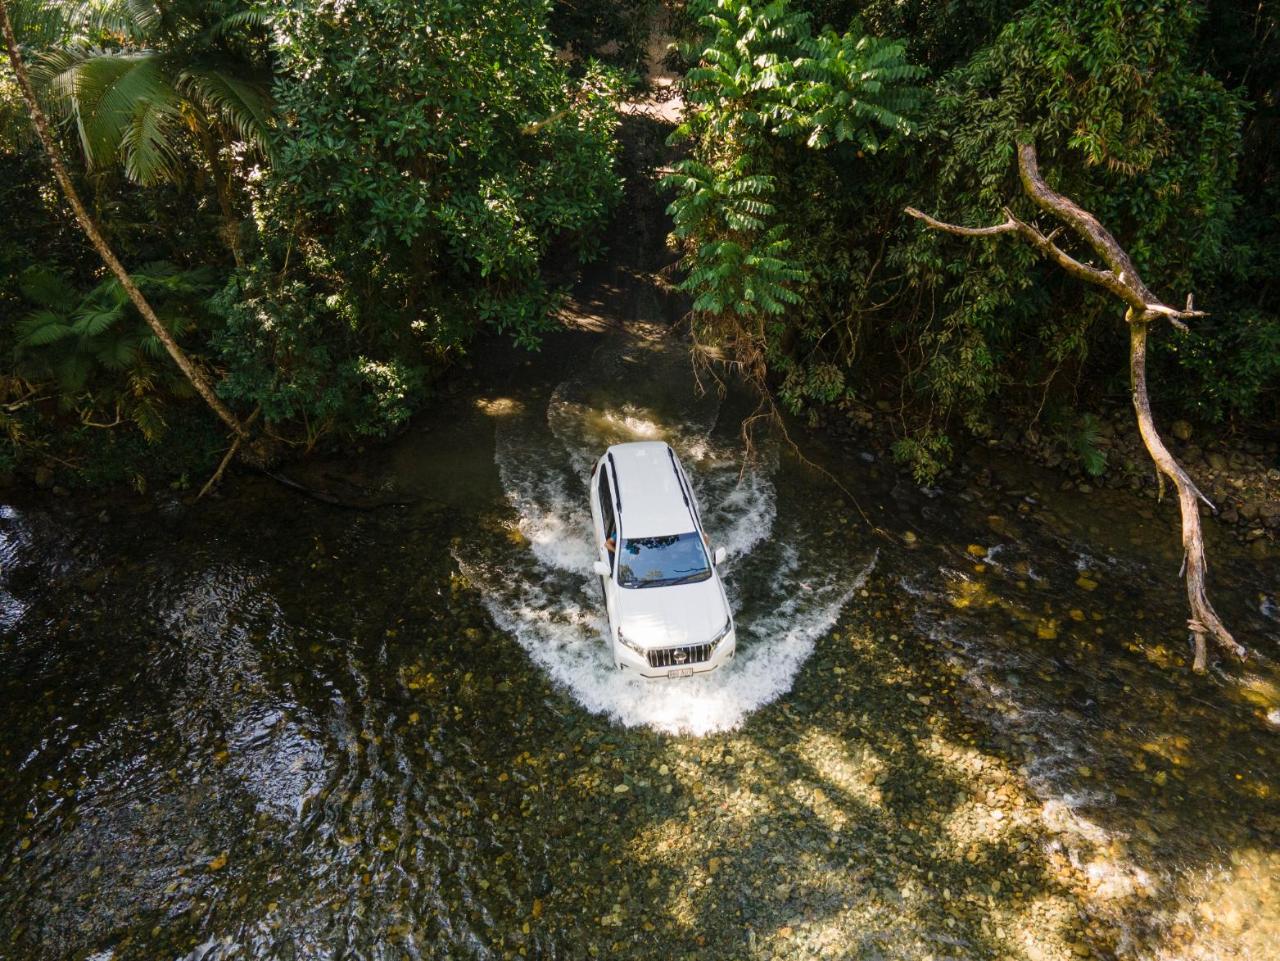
[604,441,697,538]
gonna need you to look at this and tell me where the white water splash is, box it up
[458,543,873,735]
[459,332,871,734]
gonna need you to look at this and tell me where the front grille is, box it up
[646,642,713,670]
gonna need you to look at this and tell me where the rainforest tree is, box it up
[213,0,624,440]
[671,0,1275,479]
[665,0,922,410]
[1,0,248,439]
[0,0,625,481]
[33,0,274,266]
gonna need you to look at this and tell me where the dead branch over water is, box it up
[907,142,1245,671]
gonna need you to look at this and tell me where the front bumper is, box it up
[613,629,736,678]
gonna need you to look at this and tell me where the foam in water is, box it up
[459,333,870,734]
[459,547,873,736]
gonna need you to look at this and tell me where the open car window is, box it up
[598,468,616,541]
[617,532,711,588]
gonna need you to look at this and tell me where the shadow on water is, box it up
[821,440,1280,961]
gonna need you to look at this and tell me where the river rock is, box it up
[33,465,54,489]
[1207,451,1228,471]
[1171,420,1193,442]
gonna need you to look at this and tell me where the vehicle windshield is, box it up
[617,532,711,589]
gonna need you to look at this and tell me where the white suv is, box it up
[589,441,736,677]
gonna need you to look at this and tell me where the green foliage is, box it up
[671,0,1275,481]
[891,432,951,485]
[1072,414,1107,478]
[33,0,273,186]
[259,0,624,391]
[796,0,1023,71]
[207,264,429,442]
[779,360,845,417]
[13,262,219,439]
[665,0,921,373]
[3,0,626,477]
[883,0,1251,477]
[1158,310,1280,424]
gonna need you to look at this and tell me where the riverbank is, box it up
[819,396,1278,556]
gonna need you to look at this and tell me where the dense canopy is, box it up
[0,0,1275,485]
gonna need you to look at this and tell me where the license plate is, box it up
[669,668,693,678]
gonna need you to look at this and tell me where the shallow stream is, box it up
[1,282,1277,961]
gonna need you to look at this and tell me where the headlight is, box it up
[708,617,733,649]
[617,628,647,655]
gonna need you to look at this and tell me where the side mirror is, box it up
[713,546,727,565]
[593,560,610,577]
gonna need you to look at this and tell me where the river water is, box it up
[2,301,1276,961]
[2,127,1278,961]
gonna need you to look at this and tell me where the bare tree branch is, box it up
[904,207,1017,236]
[906,140,1245,671]
[905,203,1134,302]
[1016,142,1153,307]
[1129,321,1244,670]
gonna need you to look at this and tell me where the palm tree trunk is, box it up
[0,0,246,437]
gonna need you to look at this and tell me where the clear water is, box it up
[1,307,1277,961]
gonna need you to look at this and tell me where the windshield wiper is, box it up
[659,570,711,586]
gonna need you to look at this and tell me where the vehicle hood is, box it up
[616,576,729,648]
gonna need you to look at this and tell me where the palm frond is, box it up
[72,297,128,337]
[180,67,273,156]
[6,0,74,49]
[93,334,140,371]
[119,91,186,183]
[44,49,185,180]
[129,393,167,441]
[139,332,168,359]
[16,310,75,347]
[74,0,155,43]
[18,266,77,309]
[199,6,271,44]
